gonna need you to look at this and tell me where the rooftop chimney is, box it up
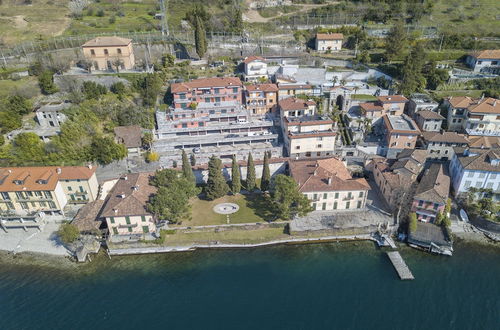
[328,177,332,185]
[88,164,93,169]
[56,168,62,174]
[123,175,128,180]
[119,194,126,198]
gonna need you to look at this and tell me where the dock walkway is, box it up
[387,251,414,280]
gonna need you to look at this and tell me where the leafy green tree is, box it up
[270,174,312,220]
[261,151,271,192]
[110,82,126,95]
[181,149,196,183]
[185,4,211,31]
[435,213,443,225]
[12,132,46,164]
[82,81,107,100]
[38,70,58,94]
[423,60,449,90]
[142,131,153,149]
[205,155,229,200]
[0,110,22,133]
[0,135,4,146]
[384,21,406,62]
[441,215,451,228]
[162,54,175,67]
[399,45,427,96]
[356,50,371,64]
[148,186,190,223]
[231,154,241,195]
[246,152,256,192]
[58,223,80,244]
[408,212,418,233]
[90,136,127,165]
[194,16,207,59]
[7,95,31,115]
[134,73,162,107]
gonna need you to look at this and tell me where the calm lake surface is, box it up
[0,241,498,330]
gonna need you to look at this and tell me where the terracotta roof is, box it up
[447,96,475,108]
[316,33,344,40]
[422,131,469,144]
[289,158,370,193]
[468,97,500,114]
[470,49,500,60]
[243,55,265,64]
[72,200,104,232]
[377,95,408,104]
[101,173,157,217]
[414,163,450,204]
[246,83,278,92]
[171,77,243,93]
[279,97,316,111]
[359,102,383,112]
[417,110,444,120]
[0,166,96,192]
[285,114,333,126]
[455,148,500,173]
[391,149,427,176]
[82,36,132,47]
[468,136,500,149]
[114,125,142,148]
[278,84,312,90]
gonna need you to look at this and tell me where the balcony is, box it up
[15,197,54,202]
[343,196,355,201]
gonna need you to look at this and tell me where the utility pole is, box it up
[159,0,173,55]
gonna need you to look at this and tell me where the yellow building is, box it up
[244,83,279,115]
[0,166,98,215]
[82,36,135,71]
[101,173,157,239]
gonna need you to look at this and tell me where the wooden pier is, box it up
[387,251,414,280]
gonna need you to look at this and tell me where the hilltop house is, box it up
[465,49,500,74]
[415,110,444,132]
[82,36,135,71]
[101,173,157,240]
[411,163,450,223]
[315,33,343,52]
[289,157,370,211]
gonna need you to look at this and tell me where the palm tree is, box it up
[332,76,338,86]
[353,85,360,96]
[340,79,346,86]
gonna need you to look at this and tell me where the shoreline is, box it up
[1,230,498,268]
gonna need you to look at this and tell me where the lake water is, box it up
[0,241,498,330]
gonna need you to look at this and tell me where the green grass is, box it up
[161,227,288,245]
[0,77,40,98]
[257,5,301,18]
[183,193,276,227]
[419,0,500,36]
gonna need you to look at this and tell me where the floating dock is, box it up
[387,251,414,280]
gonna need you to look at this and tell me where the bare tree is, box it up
[68,0,91,18]
[112,58,124,73]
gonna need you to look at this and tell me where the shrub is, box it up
[96,8,105,17]
[58,223,80,244]
[408,212,417,233]
[145,151,159,163]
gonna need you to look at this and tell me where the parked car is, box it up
[193,147,201,153]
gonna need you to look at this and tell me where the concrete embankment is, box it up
[108,234,374,256]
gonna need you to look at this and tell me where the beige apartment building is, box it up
[284,116,337,158]
[360,95,408,122]
[0,166,98,215]
[383,114,421,158]
[315,33,343,52]
[290,158,370,211]
[82,36,135,71]
[101,173,157,239]
[244,83,279,115]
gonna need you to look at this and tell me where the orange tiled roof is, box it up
[82,36,132,47]
[470,49,500,60]
[243,55,265,64]
[377,95,408,103]
[316,33,344,40]
[279,97,316,111]
[246,83,278,92]
[0,166,96,192]
[289,158,370,193]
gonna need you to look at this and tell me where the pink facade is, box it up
[171,78,243,109]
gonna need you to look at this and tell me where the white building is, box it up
[315,33,343,53]
[289,157,370,211]
[465,50,500,74]
[445,96,500,135]
[449,147,500,200]
[242,56,268,82]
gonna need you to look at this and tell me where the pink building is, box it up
[170,77,243,109]
[411,163,450,223]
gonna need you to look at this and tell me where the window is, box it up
[346,202,350,209]
[468,172,474,178]
[20,202,29,210]
[141,215,146,222]
[104,49,109,55]
[79,186,84,192]
[48,201,56,208]
[348,192,352,199]
[142,226,149,233]
[479,172,486,178]
[406,143,411,147]
[110,217,115,224]
[357,201,362,208]
[317,144,322,148]
[232,87,238,93]
[359,191,363,197]
[317,137,323,141]
[117,48,122,54]
[323,193,327,199]
[313,194,318,200]
[335,192,339,199]
[68,186,72,191]
[1,192,10,200]
[295,146,300,150]
[491,173,497,179]
[486,182,494,189]
[333,202,337,210]
[44,191,52,199]
[182,123,188,128]
[16,192,25,199]
[305,152,312,157]
[128,227,133,233]
[125,216,131,224]
[464,181,472,188]
[418,200,424,207]
[312,203,316,209]
[90,49,95,56]
[322,203,327,210]
[475,181,482,188]
[113,227,118,235]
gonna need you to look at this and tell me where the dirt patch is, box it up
[243,0,337,23]
[12,15,28,29]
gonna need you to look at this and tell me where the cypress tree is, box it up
[246,152,256,192]
[205,155,229,200]
[181,149,195,183]
[261,151,270,191]
[194,16,207,59]
[190,154,196,166]
[231,154,241,194]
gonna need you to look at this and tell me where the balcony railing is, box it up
[343,196,355,201]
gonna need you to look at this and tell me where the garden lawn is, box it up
[162,227,288,245]
[351,94,377,101]
[185,193,275,226]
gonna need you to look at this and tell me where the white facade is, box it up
[466,55,500,73]
[244,59,268,81]
[305,190,367,211]
[315,39,342,52]
[449,153,500,195]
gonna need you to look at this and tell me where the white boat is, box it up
[460,209,469,223]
